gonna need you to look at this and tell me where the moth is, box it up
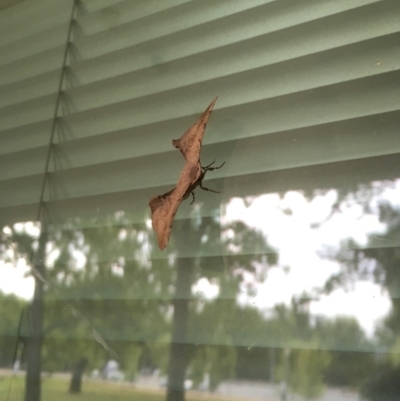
[149,96,225,250]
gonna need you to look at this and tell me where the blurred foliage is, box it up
[360,362,400,401]
[315,183,400,400]
[0,292,26,367]
[315,317,376,387]
[289,348,331,400]
[1,194,389,398]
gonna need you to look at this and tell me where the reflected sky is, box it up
[1,179,399,338]
[220,181,400,336]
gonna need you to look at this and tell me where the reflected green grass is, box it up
[0,375,231,401]
[43,378,166,401]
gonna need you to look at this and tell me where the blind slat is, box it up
[0,0,198,66]
[2,104,400,184]
[1,70,399,204]
[0,0,72,47]
[3,26,398,131]
[78,0,229,37]
[0,22,69,66]
[0,0,271,85]
[0,0,386,89]
[2,60,399,154]
[0,331,376,354]
[1,152,399,228]
[65,0,398,89]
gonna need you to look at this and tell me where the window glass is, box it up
[1,1,400,401]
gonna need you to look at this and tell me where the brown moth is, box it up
[149,96,225,250]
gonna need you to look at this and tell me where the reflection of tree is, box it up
[321,200,400,322]
[357,204,400,400]
[166,223,194,401]
[43,215,170,385]
[260,298,375,397]
[1,209,278,401]
[0,292,26,367]
[25,229,47,401]
[6,191,388,399]
[268,302,328,400]
[316,187,400,399]
[1,216,168,396]
[166,214,277,401]
[1,224,48,401]
[315,317,375,388]
[363,364,400,401]
[69,357,88,393]
[289,348,330,400]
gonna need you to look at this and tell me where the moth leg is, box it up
[200,182,220,194]
[207,161,225,171]
[202,160,217,171]
[202,161,226,172]
[189,192,196,205]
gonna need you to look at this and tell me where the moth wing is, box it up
[149,189,181,251]
[172,96,218,163]
[149,163,201,250]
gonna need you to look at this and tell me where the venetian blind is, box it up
[0,0,400,357]
[1,0,399,231]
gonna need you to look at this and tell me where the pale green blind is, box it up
[1,0,399,238]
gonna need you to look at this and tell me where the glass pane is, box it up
[1,1,400,401]
[2,178,400,400]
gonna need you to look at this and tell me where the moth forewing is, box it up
[149,96,222,251]
[171,96,218,163]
